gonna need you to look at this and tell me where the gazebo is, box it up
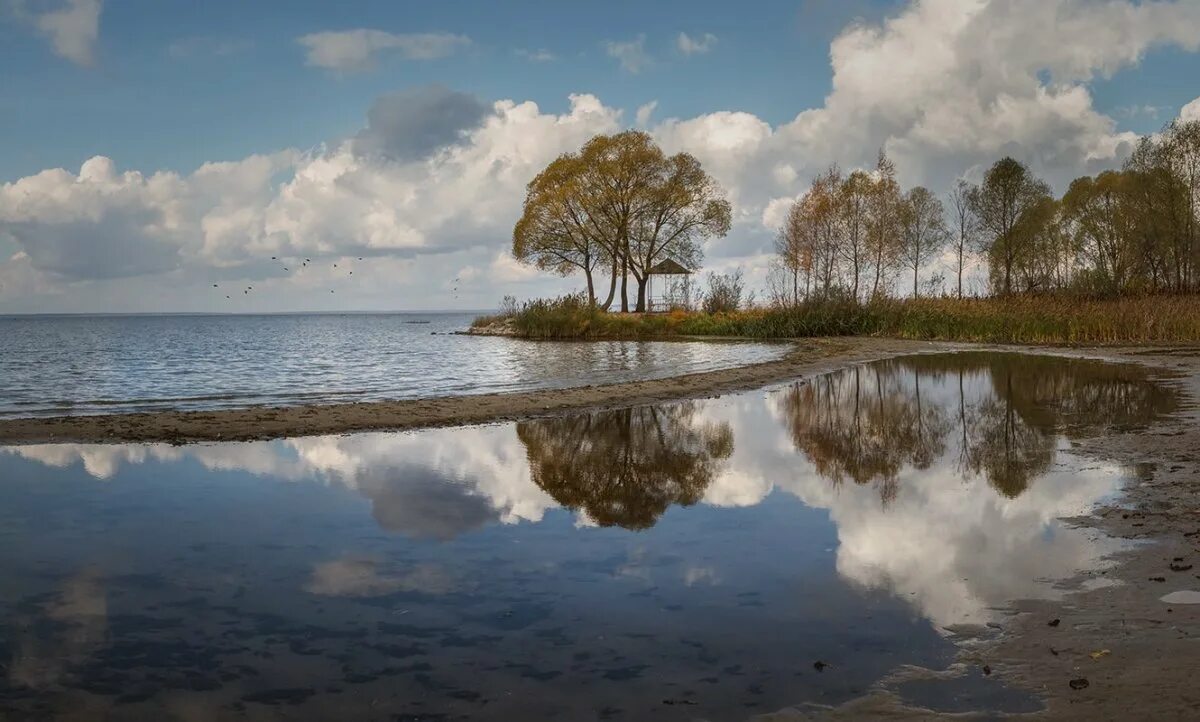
[646,259,693,313]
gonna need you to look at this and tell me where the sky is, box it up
[2,0,1200,314]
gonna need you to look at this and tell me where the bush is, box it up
[702,269,746,314]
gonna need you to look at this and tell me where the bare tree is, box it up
[947,180,978,299]
[898,186,949,297]
[867,150,902,300]
[838,170,873,302]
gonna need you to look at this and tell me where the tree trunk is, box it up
[957,249,964,299]
[585,267,596,307]
[620,254,629,312]
[599,264,618,311]
[635,276,648,313]
[872,250,882,300]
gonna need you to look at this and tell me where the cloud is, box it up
[642,0,1200,275]
[635,100,658,127]
[262,94,620,258]
[1182,96,1200,123]
[297,29,470,71]
[167,35,252,59]
[7,0,1200,310]
[516,48,555,63]
[793,0,1200,185]
[676,32,717,56]
[0,95,617,289]
[351,86,492,161]
[27,0,101,66]
[1114,104,1163,121]
[604,34,650,73]
[0,152,297,280]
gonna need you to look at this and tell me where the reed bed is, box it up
[472,294,1200,345]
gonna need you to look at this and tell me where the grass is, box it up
[472,293,1200,345]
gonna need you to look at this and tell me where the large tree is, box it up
[512,153,614,307]
[513,131,729,312]
[1061,171,1139,293]
[969,157,1053,295]
[627,151,731,312]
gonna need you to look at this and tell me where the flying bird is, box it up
[213,284,219,288]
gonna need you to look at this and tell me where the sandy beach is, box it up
[0,337,942,446]
[3,338,1200,719]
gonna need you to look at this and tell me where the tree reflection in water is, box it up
[516,403,734,529]
[779,353,1177,502]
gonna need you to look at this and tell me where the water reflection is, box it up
[517,403,734,529]
[779,353,1176,501]
[0,353,1180,718]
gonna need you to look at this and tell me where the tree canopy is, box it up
[512,131,730,312]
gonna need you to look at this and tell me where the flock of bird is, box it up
[211,256,366,300]
[210,259,464,302]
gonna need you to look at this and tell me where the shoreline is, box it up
[0,337,947,446]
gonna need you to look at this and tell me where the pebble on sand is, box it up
[1159,590,1200,604]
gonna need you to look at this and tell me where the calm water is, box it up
[0,314,785,418]
[0,354,1179,720]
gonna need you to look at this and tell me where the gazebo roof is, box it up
[647,259,692,275]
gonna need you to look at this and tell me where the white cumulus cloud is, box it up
[1181,96,1200,123]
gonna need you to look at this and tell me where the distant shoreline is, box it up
[0,309,493,319]
[0,337,941,446]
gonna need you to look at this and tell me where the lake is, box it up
[0,313,785,418]
[0,353,1179,719]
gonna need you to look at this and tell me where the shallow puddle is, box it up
[0,353,1179,719]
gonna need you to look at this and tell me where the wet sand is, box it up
[765,344,1200,721]
[3,337,1200,719]
[975,346,1200,721]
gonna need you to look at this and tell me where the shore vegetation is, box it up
[482,119,1200,345]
